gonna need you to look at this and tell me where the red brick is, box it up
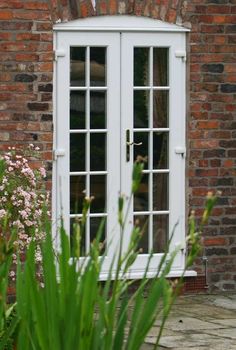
[15,53,39,61]
[206,5,230,14]
[13,10,50,20]
[223,160,234,168]
[204,238,227,246]
[197,121,219,129]
[23,2,49,10]
[0,10,13,19]
[16,33,40,41]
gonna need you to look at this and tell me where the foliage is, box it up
[0,145,49,349]
[14,157,219,350]
[0,145,49,274]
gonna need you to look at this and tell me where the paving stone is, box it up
[157,333,234,348]
[212,296,236,311]
[206,318,236,327]
[204,328,236,340]
[162,316,224,332]
[173,304,236,320]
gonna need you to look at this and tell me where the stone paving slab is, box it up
[212,296,236,311]
[149,333,236,349]
[141,293,236,349]
[171,303,236,319]
[203,328,236,340]
[206,318,236,327]
[158,316,226,331]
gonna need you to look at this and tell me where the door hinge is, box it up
[175,50,186,62]
[175,146,186,158]
[53,148,65,160]
[53,49,66,61]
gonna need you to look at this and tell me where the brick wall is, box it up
[0,0,235,292]
[0,0,53,184]
[184,1,236,292]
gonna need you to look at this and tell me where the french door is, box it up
[55,28,186,278]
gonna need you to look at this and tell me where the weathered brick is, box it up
[206,248,228,256]
[14,74,37,82]
[202,63,224,73]
[27,103,49,111]
[221,84,236,93]
[38,84,53,92]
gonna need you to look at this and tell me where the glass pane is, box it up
[134,215,149,254]
[153,215,168,253]
[70,91,86,129]
[153,132,168,169]
[153,173,168,211]
[90,91,106,129]
[90,217,106,255]
[134,173,149,212]
[134,48,149,86]
[70,133,86,171]
[90,175,106,213]
[70,218,86,257]
[133,132,149,170]
[134,90,149,128]
[153,91,168,128]
[90,133,106,171]
[70,175,86,214]
[90,47,106,86]
[70,47,86,86]
[153,48,168,86]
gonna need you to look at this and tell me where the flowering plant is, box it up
[0,145,50,275]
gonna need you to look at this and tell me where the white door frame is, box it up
[53,16,196,278]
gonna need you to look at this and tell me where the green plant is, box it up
[15,157,219,350]
[0,145,49,349]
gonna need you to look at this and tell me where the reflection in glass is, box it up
[70,47,86,86]
[90,47,106,86]
[134,174,149,212]
[90,91,106,129]
[133,132,149,169]
[134,90,149,128]
[153,215,168,253]
[90,217,106,255]
[90,133,106,171]
[70,218,86,257]
[153,48,168,86]
[134,48,149,86]
[70,175,86,214]
[153,173,168,211]
[90,175,106,213]
[70,91,86,129]
[70,133,86,171]
[153,132,168,169]
[153,91,168,128]
[134,215,149,254]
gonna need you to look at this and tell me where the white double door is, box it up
[55,30,186,278]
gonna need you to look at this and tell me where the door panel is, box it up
[121,33,185,275]
[56,32,121,272]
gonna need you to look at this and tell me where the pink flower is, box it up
[0,209,6,219]
[39,167,46,178]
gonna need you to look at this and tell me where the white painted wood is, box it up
[54,15,189,32]
[120,32,186,274]
[54,31,121,273]
[54,23,187,278]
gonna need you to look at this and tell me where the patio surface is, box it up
[141,293,236,350]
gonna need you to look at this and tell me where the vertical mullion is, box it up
[86,46,90,253]
[149,46,153,252]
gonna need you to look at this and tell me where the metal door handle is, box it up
[126,141,143,146]
[126,129,143,162]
